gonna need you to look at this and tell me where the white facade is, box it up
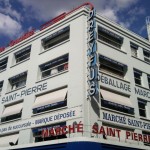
[0,4,150,150]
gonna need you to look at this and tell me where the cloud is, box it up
[99,8,118,22]
[0,0,22,21]
[139,25,146,34]
[0,13,22,38]
[18,0,139,23]
[0,0,140,39]
[128,7,145,16]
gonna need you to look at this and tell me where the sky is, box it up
[0,0,150,48]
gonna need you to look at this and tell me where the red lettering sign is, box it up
[92,124,150,144]
[41,122,83,138]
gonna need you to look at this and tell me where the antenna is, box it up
[146,16,150,41]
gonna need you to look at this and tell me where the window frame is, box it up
[9,72,27,91]
[40,54,69,80]
[15,46,31,64]
[98,26,123,49]
[138,99,147,118]
[99,55,127,78]
[143,49,150,63]
[42,26,70,50]
[142,131,150,146]
[32,122,67,143]
[130,42,138,57]
[147,75,150,89]
[0,81,3,95]
[134,69,142,86]
[0,57,8,72]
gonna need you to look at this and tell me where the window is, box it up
[0,81,3,96]
[0,133,19,147]
[130,42,138,57]
[32,122,67,143]
[0,57,8,72]
[15,46,31,63]
[99,55,127,78]
[138,99,147,117]
[9,72,27,91]
[40,54,68,79]
[42,26,70,50]
[143,49,150,63]
[1,102,23,122]
[148,75,150,89]
[98,26,123,49]
[101,89,134,114]
[142,131,150,146]
[134,69,142,85]
[32,88,67,114]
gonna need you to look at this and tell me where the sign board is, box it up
[0,106,82,135]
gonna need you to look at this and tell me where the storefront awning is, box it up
[32,88,67,109]
[1,103,23,118]
[101,89,132,107]
[0,133,19,147]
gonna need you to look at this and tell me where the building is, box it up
[0,2,150,150]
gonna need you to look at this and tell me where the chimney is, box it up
[146,16,150,41]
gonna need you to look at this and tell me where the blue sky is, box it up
[0,0,150,48]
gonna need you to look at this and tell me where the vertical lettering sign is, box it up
[87,8,98,98]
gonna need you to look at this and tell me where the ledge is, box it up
[99,71,130,84]
[39,39,70,55]
[0,68,6,73]
[32,106,68,117]
[0,118,21,125]
[5,86,26,95]
[139,116,150,122]
[36,70,68,84]
[97,39,127,54]
[100,107,135,117]
[10,58,30,68]
[135,84,150,91]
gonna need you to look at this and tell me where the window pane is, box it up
[0,58,8,71]
[138,100,146,117]
[98,31,122,49]
[9,72,27,90]
[40,55,68,79]
[139,109,146,117]
[99,56,125,78]
[134,70,141,85]
[42,27,70,50]
[143,50,150,57]
[15,48,31,63]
